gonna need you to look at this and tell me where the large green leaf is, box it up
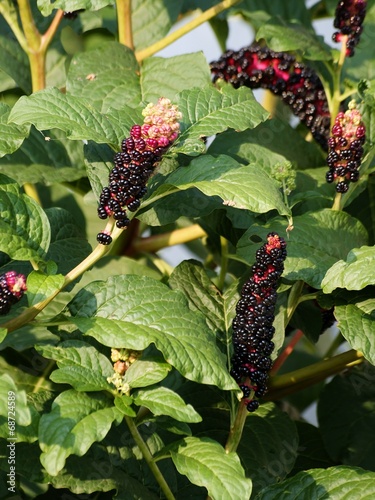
[132,0,181,51]
[0,174,50,262]
[37,0,113,16]
[237,210,368,288]
[141,53,212,104]
[67,42,141,111]
[133,386,202,423]
[124,355,171,388]
[318,364,375,470]
[143,155,290,218]
[257,466,375,499]
[0,374,31,426]
[39,390,123,475]
[0,35,31,93]
[207,118,325,171]
[231,0,313,31]
[238,402,298,497]
[334,301,375,365]
[0,103,29,157]
[174,85,269,150]
[0,127,86,185]
[256,17,333,61]
[26,271,65,306]
[167,437,252,500]
[36,340,114,392]
[8,88,127,146]
[67,275,237,390]
[322,246,375,293]
[45,207,92,276]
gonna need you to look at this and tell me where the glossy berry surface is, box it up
[0,271,27,316]
[96,98,181,243]
[333,0,367,56]
[210,43,331,149]
[230,233,287,412]
[325,100,366,193]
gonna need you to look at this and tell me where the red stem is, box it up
[271,329,304,375]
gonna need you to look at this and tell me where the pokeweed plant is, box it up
[1,0,375,499]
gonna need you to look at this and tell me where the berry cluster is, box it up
[231,233,287,412]
[96,98,182,245]
[0,271,27,316]
[326,100,365,193]
[210,43,331,149]
[332,0,367,56]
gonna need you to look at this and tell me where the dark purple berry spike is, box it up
[96,98,181,245]
[332,0,367,56]
[210,43,331,150]
[231,233,287,412]
[325,100,366,194]
[0,271,27,315]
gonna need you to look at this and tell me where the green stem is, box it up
[266,349,364,401]
[32,359,55,393]
[131,223,207,254]
[225,401,248,454]
[0,239,113,333]
[285,280,304,325]
[332,191,342,211]
[125,416,176,500]
[0,2,28,53]
[331,36,348,126]
[217,236,229,291]
[135,0,241,62]
[116,0,133,49]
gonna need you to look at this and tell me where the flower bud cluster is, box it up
[326,100,366,193]
[96,98,181,245]
[210,43,330,149]
[332,0,367,56]
[231,233,287,412]
[0,271,27,315]
[107,348,142,394]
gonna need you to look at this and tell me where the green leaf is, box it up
[145,155,290,217]
[37,0,113,16]
[133,386,202,423]
[256,17,333,61]
[45,207,91,276]
[238,402,298,496]
[0,35,31,93]
[0,127,86,185]
[124,356,172,388]
[173,85,269,151]
[8,88,126,146]
[257,466,375,499]
[322,246,375,293]
[67,42,141,111]
[132,0,181,51]
[141,53,212,103]
[114,395,137,417]
[237,210,368,288]
[168,260,226,335]
[67,275,237,390]
[232,0,313,31]
[0,374,31,426]
[26,271,65,306]
[334,302,375,365]
[0,174,50,262]
[318,363,375,470]
[39,390,122,475]
[0,103,29,157]
[36,340,114,391]
[167,437,252,500]
[207,118,325,170]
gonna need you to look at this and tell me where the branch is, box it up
[135,0,241,62]
[116,0,134,49]
[131,224,207,254]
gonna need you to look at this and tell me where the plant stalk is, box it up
[225,401,248,454]
[125,416,176,500]
[135,0,241,62]
[266,349,364,400]
[131,224,207,254]
[116,0,134,49]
